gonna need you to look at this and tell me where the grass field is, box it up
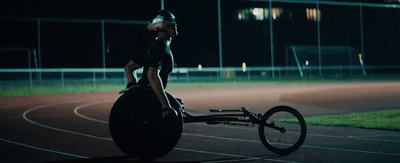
[280,110,400,131]
[303,110,400,131]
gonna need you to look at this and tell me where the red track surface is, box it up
[1,82,399,162]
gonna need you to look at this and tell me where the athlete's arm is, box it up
[124,60,141,83]
[147,67,171,109]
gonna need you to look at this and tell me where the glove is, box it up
[161,107,178,119]
[176,98,184,107]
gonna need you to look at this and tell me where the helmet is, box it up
[147,10,176,32]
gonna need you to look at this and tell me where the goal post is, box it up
[0,47,34,68]
[0,47,42,88]
[285,45,365,77]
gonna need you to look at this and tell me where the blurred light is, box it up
[237,9,248,21]
[253,8,264,21]
[272,8,282,20]
[252,8,262,16]
[236,8,282,21]
[306,8,321,22]
[106,44,110,54]
[305,60,309,66]
[242,62,247,72]
[272,7,283,20]
[359,53,364,65]
[238,13,243,20]
[198,64,202,71]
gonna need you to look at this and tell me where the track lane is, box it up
[1,83,399,162]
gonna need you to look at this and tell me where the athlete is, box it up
[124,10,179,118]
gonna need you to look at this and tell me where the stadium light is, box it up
[252,8,264,21]
[198,64,202,71]
[238,13,243,20]
[252,8,262,16]
[242,62,247,72]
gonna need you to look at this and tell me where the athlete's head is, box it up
[147,10,178,37]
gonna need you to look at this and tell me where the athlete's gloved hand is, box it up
[176,98,184,106]
[161,107,178,119]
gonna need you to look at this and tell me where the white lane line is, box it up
[182,133,259,143]
[0,137,89,159]
[307,133,400,143]
[302,144,400,156]
[29,103,400,159]
[176,148,299,163]
[182,133,400,156]
[351,133,400,138]
[73,103,297,162]
[74,104,400,144]
[73,102,109,124]
[73,105,400,156]
[189,123,400,143]
[23,105,112,141]
[24,103,295,163]
[0,103,91,160]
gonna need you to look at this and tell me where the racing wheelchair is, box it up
[109,86,307,160]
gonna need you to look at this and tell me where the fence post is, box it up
[29,70,33,90]
[61,71,65,90]
[93,71,97,88]
[123,71,127,86]
[101,21,106,80]
[279,69,282,80]
[28,50,33,90]
[186,71,189,83]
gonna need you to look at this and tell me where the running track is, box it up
[1,82,399,162]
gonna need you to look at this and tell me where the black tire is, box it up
[258,106,306,155]
[109,86,183,160]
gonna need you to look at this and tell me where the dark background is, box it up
[0,0,399,68]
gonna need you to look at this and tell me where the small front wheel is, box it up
[258,106,307,155]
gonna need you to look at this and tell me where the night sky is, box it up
[1,0,399,68]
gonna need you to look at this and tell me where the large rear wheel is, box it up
[109,87,183,160]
